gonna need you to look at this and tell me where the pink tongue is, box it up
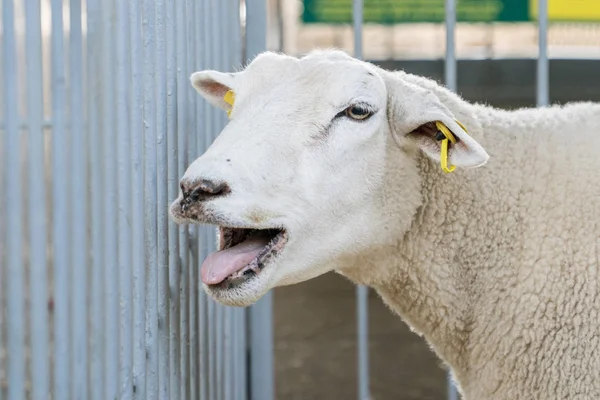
[201,233,270,285]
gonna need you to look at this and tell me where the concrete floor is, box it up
[274,272,448,400]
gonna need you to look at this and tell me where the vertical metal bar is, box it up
[208,298,216,400]
[51,0,70,397]
[3,0,25,398]
[448,374,459,400]
[176,0,190,397]
[223,6,235,396]
[166,0,181,398]
[237,309,247,400]
[211,1,221,397]
[214,3,225,397]
[537,0,549,106]
[223,306,232,400]
[352,3,370,399]
[187,0,200,398]
[143,0,159,394]
[217,5,229,399]
[216,305,223,400]
[229,5,245,398]
[444,1,459,399]
[445,0,457,92]
[245,1,274,398]
[70,0,88,397]
[117,0,133,398]
[201,2,215,399]
[224,5,239,396]
[25,0,49,396]
[102,0,119,397]
[87,0,105,397]
[0,199,3,400]
[130,0,147,397]
[155,0,170,396]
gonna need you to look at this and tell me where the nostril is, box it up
[197,180,229,195]
[181,178,230,203]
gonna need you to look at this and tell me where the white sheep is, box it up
[170,49,600,399]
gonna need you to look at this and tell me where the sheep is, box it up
[169,49,600,399]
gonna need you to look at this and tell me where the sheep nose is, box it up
[180,178,230,204]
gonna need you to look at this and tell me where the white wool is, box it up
[170,49,600,399]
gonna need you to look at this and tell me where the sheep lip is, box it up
[206,226,288,289]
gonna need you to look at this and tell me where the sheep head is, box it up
[169,50,489,307]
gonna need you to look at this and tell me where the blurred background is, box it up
[1,0,600,399]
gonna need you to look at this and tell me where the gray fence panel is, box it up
[2,1,249,399]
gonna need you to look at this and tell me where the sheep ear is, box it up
[190,70,237,112]
[408,117,489,169]
[384,72,489,169]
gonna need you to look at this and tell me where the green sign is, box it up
[302,0,530,24]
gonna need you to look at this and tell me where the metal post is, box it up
[186,0,199,398]
[25,0,49,396]
[228,3,245,399]
[69,0,88,397]
[537,0,549,106]
[166,0,181,398]
[219,5,233,396]
[117,0,133,398]
[155,0,171,396]
[444,1,459,399]
[51,0,71,397]
[3,0,25,398]
[130,0,147,398]
[176,0,190,397]
[445,0,457,92]
[352,2,370,399]
[102,0,119,397]
[214,6,226,399]
[245,1,274,399]
[143,0,159,394]
[203,2,216,400]
[87,0,106,397]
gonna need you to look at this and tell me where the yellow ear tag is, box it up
[223,90,235,118]
[434,121,458,174]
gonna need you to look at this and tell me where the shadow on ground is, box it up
[274,272,448,400]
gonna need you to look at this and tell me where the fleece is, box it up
[340,71,600,399]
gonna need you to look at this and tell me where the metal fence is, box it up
[0,1,551,400]
[0,0,261,399]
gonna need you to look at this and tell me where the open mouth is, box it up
[200,226,288,288]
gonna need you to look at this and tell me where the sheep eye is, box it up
[345,105,373,121]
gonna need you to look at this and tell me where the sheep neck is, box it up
[337,95,500,391]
